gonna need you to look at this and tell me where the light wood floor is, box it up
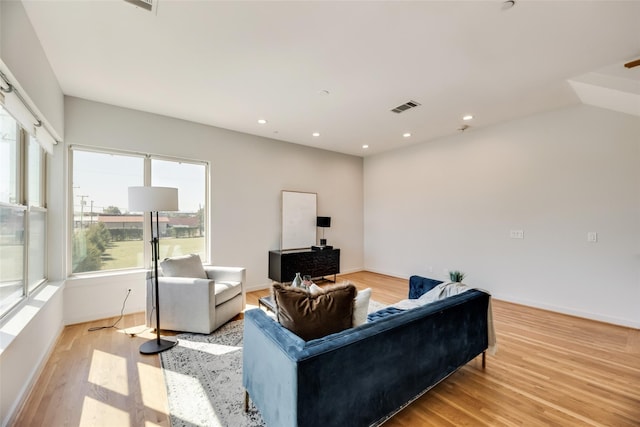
[13,271,640,426]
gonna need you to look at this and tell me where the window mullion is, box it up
[20,129,29,297]
[143,155,152,269]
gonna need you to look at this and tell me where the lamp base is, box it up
[139,337,178,354]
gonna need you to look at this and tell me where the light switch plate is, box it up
[510,230,524,239]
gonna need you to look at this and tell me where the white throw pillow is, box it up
[353,288,371,327]
[309,283,324,295]
[160,253,207,279]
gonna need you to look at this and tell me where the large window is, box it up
[0,106,48,318]
[71,147,207,274]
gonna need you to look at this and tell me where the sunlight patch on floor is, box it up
[138,361,168,413]
[80,396,130,426]
[177,339,241,355]
[116,323,156,339]
[88,349,129,396]
[162,370,224,426]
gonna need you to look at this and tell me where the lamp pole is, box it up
[128,186,179,355]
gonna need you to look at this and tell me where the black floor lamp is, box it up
[129,186,179,355]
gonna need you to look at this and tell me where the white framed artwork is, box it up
[281,190,317,250]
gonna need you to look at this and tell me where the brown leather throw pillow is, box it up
[272,283,357,341]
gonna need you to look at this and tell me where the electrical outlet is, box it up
[587,232,597,243]
[510,230,524,239]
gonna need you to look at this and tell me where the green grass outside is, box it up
[101,237,205,270]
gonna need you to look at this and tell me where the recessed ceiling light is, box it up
[362,144,369,149]
[403,132,411,138]
[257,119,267,124]
[462,115,474,121]
[312,132,320,137]
[318,90,330,96]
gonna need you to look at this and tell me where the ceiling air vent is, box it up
[391,100,421,114]
[124,0,154,12]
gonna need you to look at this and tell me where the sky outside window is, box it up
[73,151,144,214]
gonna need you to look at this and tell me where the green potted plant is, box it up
[449,270,466,283]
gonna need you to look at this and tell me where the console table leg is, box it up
[244,390,249,412]
[482,351,486,369]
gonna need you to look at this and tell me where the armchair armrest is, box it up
[148,276,216,333]
[204,266,246,283]
[204,266,246,312]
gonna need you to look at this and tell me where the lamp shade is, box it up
[316,216,331,228]
[128,186,179,212]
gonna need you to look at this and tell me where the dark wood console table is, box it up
[268,248,340,283]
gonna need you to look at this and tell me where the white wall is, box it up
[0,0,64,137]
[0,2,65,425]
[61,96,364,323]
[0,284,64,427]
[364,105,640,328]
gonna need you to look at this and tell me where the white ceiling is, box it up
[20,0,640,157]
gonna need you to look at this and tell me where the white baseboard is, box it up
[491,293,640,330]
[245,282,272,292]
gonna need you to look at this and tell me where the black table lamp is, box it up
[129,186,179,354]
[317,216,331,246]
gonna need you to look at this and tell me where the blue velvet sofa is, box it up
[242,276,490,427]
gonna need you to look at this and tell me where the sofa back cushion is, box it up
[160,253,207,279]
[272,283,356,341]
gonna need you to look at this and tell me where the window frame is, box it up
[68,145,209,276]
[0,114,48,320]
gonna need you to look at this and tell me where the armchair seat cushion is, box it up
[215,281,242,305]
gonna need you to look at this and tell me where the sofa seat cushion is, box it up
[272,283,357,341]
[367,306,405,322]
[214,281,242,305]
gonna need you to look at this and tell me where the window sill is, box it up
[65,269,147,288]
[0,281,64,356]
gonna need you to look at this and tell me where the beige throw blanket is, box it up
[392,282,497,355]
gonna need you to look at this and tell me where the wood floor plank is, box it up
[12,272,640,426]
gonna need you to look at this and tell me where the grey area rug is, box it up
[161,300,387,427]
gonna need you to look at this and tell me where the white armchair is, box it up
[146,260,246,334]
